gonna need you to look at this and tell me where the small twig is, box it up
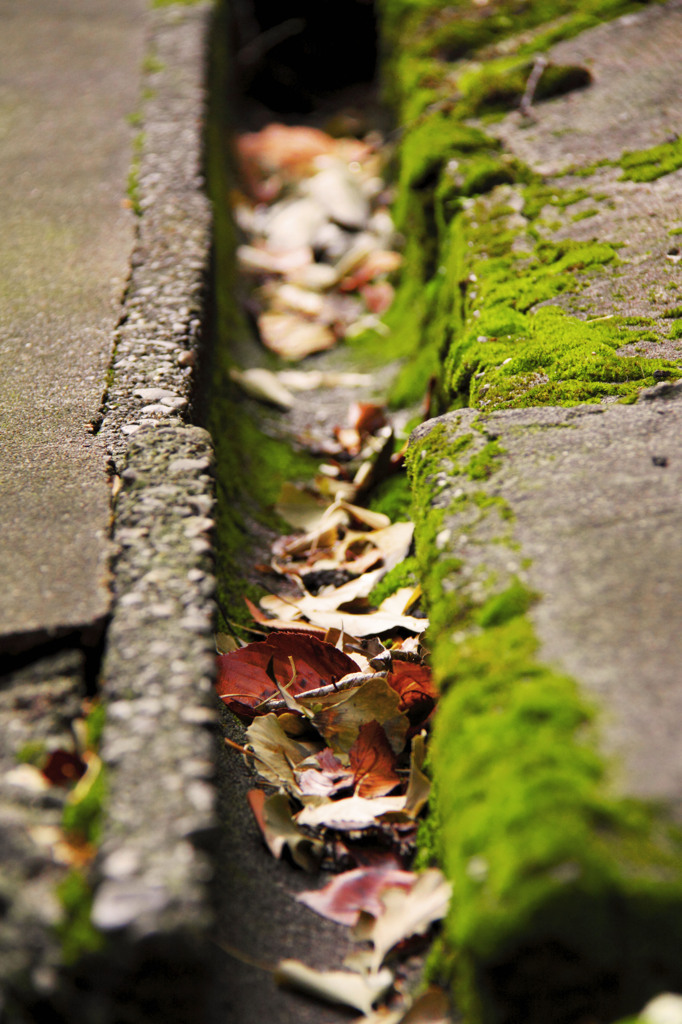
[520,55,548,119]
[262,672,382,712]
[224,737,257,758]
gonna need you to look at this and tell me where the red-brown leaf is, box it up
[216,632,361,719]
[347,401,387,436]
[349,721,401,798]
[42,750,87,786]
[386,663,438,724]
[297,865,415,925]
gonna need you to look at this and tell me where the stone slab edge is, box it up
[92,3,218,1018]
[409,389,682,1022]
[2,5,220,1021]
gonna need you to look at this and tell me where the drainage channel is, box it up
[203,3,449,1024]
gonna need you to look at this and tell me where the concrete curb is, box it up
[1,5,220,1020]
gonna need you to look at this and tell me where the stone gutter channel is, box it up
[9,3,682,1023]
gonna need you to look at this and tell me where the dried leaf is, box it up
[386,662,437,722]
[349,722,401,798]
[297,865,415,926]
[270,282,326,317]
[237,244,313,276]
[296,793,407,831]
[258,311,336,360]
[356,988,451,1024]
[339,250,403,291]
[308,676,408,755]
[230,367,294,410]
[244,597,327,637]
[362,281,395,315]
[275,482,330,531]
[246,714,313,790]
[42,750,87,786]
[298,608,428,638]
[275,959,393,1015]
[404,732,430,817]
[248,790,322,871]
[352,869,452,972]
[216,631,361,716]
[278,370,373,390]
[348,402,387,436]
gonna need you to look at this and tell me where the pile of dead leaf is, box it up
[232,122,401,365]
[218,123,450,1022]
[216,487,448,1019]
[216,621,450,1022]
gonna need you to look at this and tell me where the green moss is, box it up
[127,131,144,217]
[466,439,504,480]
[142,53,165,75]
[369,556,419,606]
[406,415,682,1021]
[430,615,682,1024]
[54,871,104,965]
[368,472,413,521]
[475,577,536,627]
[439,199,681,410]
[619,136,682,182]
[16,741,47,766]
[570,207,598,222]
[62,763,106,845]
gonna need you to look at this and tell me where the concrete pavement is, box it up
[0,0,148,651]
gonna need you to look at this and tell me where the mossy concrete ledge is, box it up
[409,394,682,1024]
[380,1,682,1021]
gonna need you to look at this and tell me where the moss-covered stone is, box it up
[406,423,682,1024]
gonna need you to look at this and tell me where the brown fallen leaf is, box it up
[362,281,395,315]
[386,662,438,724]
[348,401,387,436]
[352,869,452,973]
[245,714,314,790]
[339,249,403,291]
[297,864,415,926]
[244,597,328,637]
[307,676,408,755]
[404,732,431,818]
[349,721,401,798]
[258,311,337,360]
[237,243,313,276]
[216,631,361,717]
[247,789,323,872]
[293,608,428,638]
[42,749,87,786]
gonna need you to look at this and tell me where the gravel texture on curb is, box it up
[1,4,220,1021]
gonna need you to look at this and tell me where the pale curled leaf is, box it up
[275,959,393,1015]
[404,732,431,818]
[296,793,407,831]
[298,608,428,638]
[248,790,322,872]
[308,675,408,755]
[353,987,451,1024]
[352,869,452,973]
[297,865,415,926]
[229,367,295,410]
[245,714,313,790]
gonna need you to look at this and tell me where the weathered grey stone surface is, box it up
[0,4,219,1019]
[416,383,682,815]
[483,1,682,361]
[0,0,146,649]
